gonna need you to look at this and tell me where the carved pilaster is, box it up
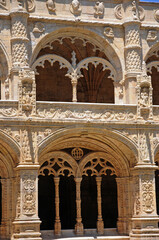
[96,176,104,234]
[75,177,83,234]
[116,177,131,235]
[12,166,41,240]
[131,165,159,240]
[54,177,61,235]
[138,130,153,164]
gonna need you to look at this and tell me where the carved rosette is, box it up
[22,174,36,216]
[10,10,29,68]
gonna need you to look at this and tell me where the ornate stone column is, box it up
[10,5,36,116]
[75,177,83,234]
[131,164,159,240]
[10,6,29,100]
[12,165,42,240]
[123,0,142,104]
[96,176,104,234]
[54,177,61,235]
[71,76,77,102]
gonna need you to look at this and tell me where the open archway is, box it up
[38,128,137,237]
[31,28,122,104]
[145,43,159,105]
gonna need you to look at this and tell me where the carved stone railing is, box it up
[36,102,137,122]
[1,101,159,123]
[0,101,18,118]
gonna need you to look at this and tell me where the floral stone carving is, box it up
[22,174,36,215]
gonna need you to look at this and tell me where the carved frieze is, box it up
[36,107,136,122]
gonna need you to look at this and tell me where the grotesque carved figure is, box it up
[104,27,114,39]
[70,0,81,15]
[132,0,138,20]
[94,1,104,18]
[140,87,149,108]
[147,30,157,41]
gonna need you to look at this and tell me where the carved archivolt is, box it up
[147,61,159,74]
[76,57,116,81]
[32,54,73,75]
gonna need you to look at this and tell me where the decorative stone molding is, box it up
[36,106,136,122]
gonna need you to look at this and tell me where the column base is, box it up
[130,217,159,240]
[130,230,159,240]
[75,222,83,234]
[54,221,61,235]
[97,219,104,235]
[12,219,42,240]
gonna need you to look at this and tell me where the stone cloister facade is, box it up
[2,0,159,239]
